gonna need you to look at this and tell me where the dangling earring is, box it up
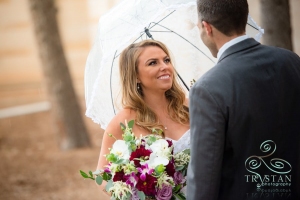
[137,83,140,90]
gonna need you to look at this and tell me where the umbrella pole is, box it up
[176,72,189,92]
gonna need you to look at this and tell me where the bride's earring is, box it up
[137,83,140,90]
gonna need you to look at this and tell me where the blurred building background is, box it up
[0,0,122,112]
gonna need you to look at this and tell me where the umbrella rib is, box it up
[132,33,145,44]
[151,22,215,64]
[148,10,176,29]
[247,22,259,30]
[149,31,172,33]
[110,50,118,115]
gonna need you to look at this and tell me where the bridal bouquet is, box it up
[80,120,190,200]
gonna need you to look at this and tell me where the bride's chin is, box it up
[162,83,172,90]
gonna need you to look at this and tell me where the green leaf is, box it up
[178,192,186,199]
[173,184,181,193]
[123,192,132,200]
[137,191,145,200]
[124,134,133,142]
[175,165,185,171]
[115,158,129,165]
[105,180,113,191]
[102,172,111,181]
[127,120,134,129]
[106,153,118,163]
[155,164,166,175]
[95,175,103,185]
[151,128,163,135]
[148,135,157,145]
[173,193,186,200]
[182,169,187,177]
[79,170,89,178]
[89,171,93,177]
[182,149,190,155]
[130,143,137,152]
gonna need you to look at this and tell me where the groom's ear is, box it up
[202,21,213,36]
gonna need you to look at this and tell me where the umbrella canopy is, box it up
[85,0,263,129]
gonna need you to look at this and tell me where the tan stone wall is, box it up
[0,0,299,109]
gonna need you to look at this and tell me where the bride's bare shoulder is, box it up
[116,108,136,121]
[104,108,136,139]
[107,109,136,128]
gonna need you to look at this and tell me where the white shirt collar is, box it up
[217,35,249,62]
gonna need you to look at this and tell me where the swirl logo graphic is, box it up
[245,140,292,188]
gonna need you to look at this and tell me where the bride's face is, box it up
[137,46,173,94]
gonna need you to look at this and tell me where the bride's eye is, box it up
[148,61,157,66]
[164,58,171,63]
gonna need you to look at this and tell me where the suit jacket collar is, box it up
[218,38,260,63]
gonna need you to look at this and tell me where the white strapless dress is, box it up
[167,129,190,154]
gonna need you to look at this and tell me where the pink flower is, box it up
[156,184,173,200]
[124,172,138,187]
[104,165,111,173]
[174,171,185,185]
[137,163,154,181]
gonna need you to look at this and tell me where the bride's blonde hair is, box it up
[119,40,189,133]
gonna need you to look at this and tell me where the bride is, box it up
[97,40,190,188]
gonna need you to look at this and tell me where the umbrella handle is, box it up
[144,28,154,40]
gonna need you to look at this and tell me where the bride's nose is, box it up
[160,62,169,71]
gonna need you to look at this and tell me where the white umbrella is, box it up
[84,0,263,129]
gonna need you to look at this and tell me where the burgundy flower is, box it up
[166,139,173,147]
[166,139,174,154]
[165,159,175,177]
[136,173,157,196]
[113,170,125,182]
[156,184,173,200]
[174,171,185,185]
[129,146,152,167]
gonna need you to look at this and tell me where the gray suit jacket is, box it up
[187,38,300,200]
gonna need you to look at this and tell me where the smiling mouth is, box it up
[158,75,170,80]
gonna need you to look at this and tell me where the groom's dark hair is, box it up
[197,0,249,36]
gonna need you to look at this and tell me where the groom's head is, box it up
[197,0,249,57]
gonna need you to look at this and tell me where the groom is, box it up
[187,0,300,199]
